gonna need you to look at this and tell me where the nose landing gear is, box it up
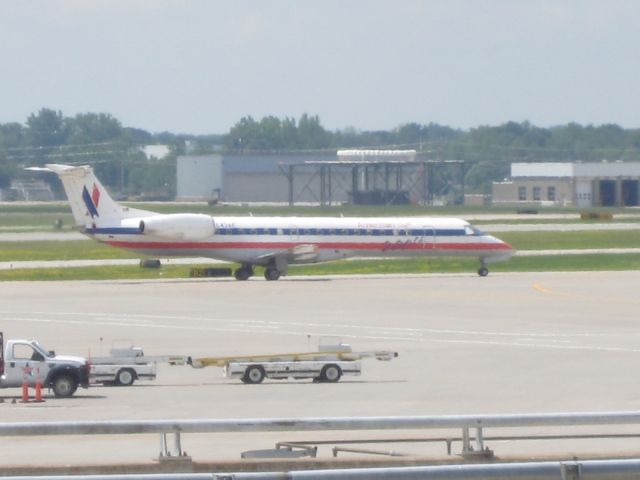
[477,260,489,277]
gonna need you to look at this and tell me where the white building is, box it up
[176,153,337,203]
[176,155,223,201]
[141,145,171,160]
[492,162,640,207]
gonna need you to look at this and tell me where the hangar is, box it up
[492,162,640,208]
[176,153,333,203]
[177,151,466,205]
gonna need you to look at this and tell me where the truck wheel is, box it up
[52,374,78,398]
[116,368,136,386]
[243,365,265,384]
[320,364,342,383]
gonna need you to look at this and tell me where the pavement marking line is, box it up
[531,281,640,310]
[533,283,556,295]
[5,314,639,354]
[2,311,620,338]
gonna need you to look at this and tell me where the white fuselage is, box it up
[87,216,513,266]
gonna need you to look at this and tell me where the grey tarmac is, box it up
[1,272,639,467]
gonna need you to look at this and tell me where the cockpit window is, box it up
[465,225,485,236]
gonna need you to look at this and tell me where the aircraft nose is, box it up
[495,236,515,258]
[484,234,515,260]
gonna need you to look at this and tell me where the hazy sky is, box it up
[1,1,639,134]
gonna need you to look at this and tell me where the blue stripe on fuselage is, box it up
[85,227,473,237]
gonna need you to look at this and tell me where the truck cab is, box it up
[0,333,90,398]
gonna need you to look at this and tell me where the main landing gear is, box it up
[234,264,254,281]
[264,267,281,281]
[233,264,283,281]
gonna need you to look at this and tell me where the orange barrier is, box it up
[34,382,43,402]
[20,381,29,403]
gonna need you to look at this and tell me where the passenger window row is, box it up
[215,228,467,236]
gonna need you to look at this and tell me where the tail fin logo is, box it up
[92,184,101,208]
[82,185,100,218]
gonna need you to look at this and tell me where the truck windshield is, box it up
[30,341,52,358]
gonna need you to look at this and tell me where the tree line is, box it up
[2,108,640,196]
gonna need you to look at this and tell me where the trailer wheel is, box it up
[52,374,78,398]
[116,368,136,386]
[243,365,265,384]
[320,364,342,383]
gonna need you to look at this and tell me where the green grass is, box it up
[0,241,140,261]
[292,255,640,276]
[0,213,75,230]
[0,203,71,214]
[2,254,640,281]
[0,264,196,281]
[498,230,640,250]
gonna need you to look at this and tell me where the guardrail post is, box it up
[173,432,183,456]
[460,425,494,459]
[462,426,471,455]
[158,432,190,463]
[160,432,168,458]
[160,432,184,457]
[476,426,484,451]
[561,462,582,480]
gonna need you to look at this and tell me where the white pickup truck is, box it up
[90,346,185,386]
[0,332,90,398]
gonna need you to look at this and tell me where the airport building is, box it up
[176,153,337,203]
[176,150,450,205]
[492,162,640,207]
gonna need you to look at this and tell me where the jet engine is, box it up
[121,214,215,241]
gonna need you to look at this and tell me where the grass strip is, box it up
[1,254,640,281]
[498,230,640,250]
[0,241,140,261]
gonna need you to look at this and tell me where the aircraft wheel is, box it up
[478,267,489,277]
[320,364,342,383]
[243,365,265,384]
[234,267,252,281]
[264,267,281,281]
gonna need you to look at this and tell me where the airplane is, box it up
[32,164,514,280]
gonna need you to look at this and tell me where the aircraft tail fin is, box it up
[40,164,156,228]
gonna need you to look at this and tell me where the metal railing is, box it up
[2,411,640,460]
[6,459,640,480]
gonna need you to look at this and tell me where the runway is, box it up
[1,272,640,467]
